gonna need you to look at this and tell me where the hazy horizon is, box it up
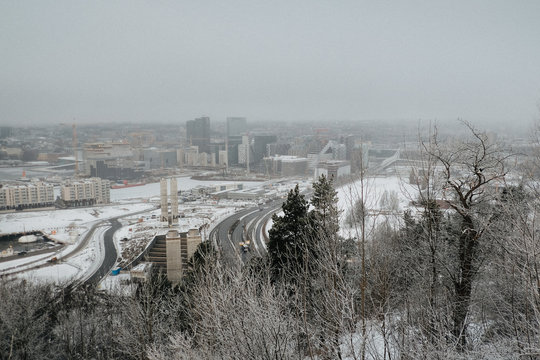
[2,1,540,126]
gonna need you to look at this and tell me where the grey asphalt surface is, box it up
[85,218,121,284]
[210,207,254,263]
[211,200,285,264]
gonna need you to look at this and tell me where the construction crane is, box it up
[72,124,78,176]
[59,122,79,177]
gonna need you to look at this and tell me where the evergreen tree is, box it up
[267,184,309,281]
[310,174,340,237]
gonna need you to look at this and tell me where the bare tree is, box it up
[0,280,57,360]
[423,121,511,350]
[149,261,298,360]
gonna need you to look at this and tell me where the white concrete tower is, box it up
[165,229,182,284]
[170,177,179,224]
[160,178,168,222]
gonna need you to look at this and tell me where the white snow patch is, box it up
[0,203,154,239]
[110,177,263,201]
[0,252,52,272]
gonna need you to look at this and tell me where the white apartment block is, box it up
[238,135,252,165]
[61,177,110,206]
[0,181,55,210]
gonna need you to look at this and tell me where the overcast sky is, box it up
[1,1,540,126]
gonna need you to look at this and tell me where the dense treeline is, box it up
[2,123,540,359]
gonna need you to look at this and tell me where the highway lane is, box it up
[210,207,256,264]
[233,208,265,262]
[211,200,285,264]
[85,218,121,284]
[253,199,285,249]
[241,194,311,262]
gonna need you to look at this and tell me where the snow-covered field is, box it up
[102,200,253,288]
[0,252,52,272]
[0,203,154,242]
[1,175,417,284]
[0,176,271,284]
[20,262,81,285]
[263,175,419,240]
[110,176,263,201]
[0,203,154,284]
[337,175,417,238]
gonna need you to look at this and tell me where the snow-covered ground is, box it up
[101,199,256,288]
[0,203,154,242]
[19,261,82,285]
[0,176,274,284]
[340,320,399,360]
[0,252,53,272]
[110,176,263,201]
[5,174,409,285]
[263,175,419,240]
[0,203,155,283]
[337,175,417,238]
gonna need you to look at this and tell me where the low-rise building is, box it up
[263,155,308,177]
[314,160,351,180]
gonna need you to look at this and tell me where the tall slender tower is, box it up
[160,178,168,222]
[170,177,178,224]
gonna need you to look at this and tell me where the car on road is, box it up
[239,241,249,253]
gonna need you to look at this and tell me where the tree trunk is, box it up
[452,216,477,350]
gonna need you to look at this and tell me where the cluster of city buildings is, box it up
[76,117,369,180]
[0,117,381,212]
[1,117,377,184]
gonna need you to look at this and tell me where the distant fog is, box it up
[1,1,540,126]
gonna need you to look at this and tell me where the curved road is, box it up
[85,218,122,284]
[210,207,255,264]
[211,200,285,264]
[83,206,158,285]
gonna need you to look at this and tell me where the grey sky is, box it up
[1,0,540,126]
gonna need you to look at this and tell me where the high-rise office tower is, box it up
[252,135,277,164]
[226,117,247,138]
[226,117,246,166]
[186,116,210,153]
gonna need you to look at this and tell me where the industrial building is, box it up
[83,142,143,181]
[60,177,110,207]
[314,160,351,180]
[263,156,309,177]
[142,148,177,169]
[0,181,55,210]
